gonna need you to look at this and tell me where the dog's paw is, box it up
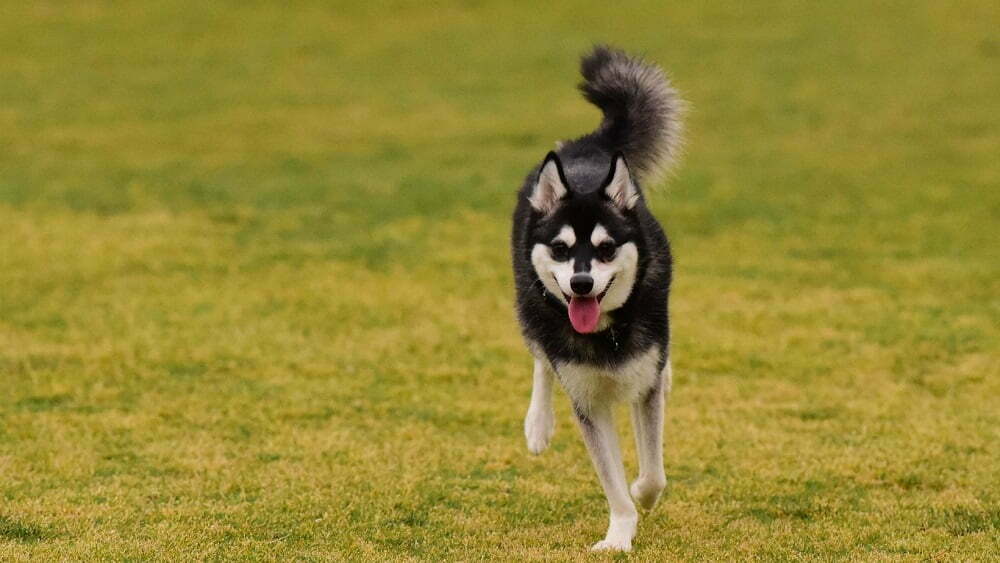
[590,513,636,551]
[524,407,554,454]
[630,475,667,510]
[590,538,632,552]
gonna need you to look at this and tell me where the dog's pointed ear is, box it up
[603,153,639,210]
[528,152,569,214]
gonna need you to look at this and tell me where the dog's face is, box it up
[527,152,642,334]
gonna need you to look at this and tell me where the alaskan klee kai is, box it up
[511,45,684,551]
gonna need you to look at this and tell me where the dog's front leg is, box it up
[574,404,638,551]
[524,358,555,454]
[630,359,669,510]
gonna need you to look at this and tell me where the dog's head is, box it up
[527,151,643,334]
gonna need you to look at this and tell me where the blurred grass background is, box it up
[1,1,998,559]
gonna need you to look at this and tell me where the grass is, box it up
[1,0,998,559]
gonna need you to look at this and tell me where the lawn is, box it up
[1,1,998,560]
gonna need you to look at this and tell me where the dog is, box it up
[510,45,684,551]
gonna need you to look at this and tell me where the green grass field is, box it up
[2,1,998,560]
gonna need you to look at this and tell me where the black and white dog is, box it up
[511,45,684,551]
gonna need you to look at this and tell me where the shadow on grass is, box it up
[0,516,53,543]
[14,394,71,412]
[931,507,1000,537]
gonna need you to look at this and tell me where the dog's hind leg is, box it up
[574,404,638,552]
[524,358,555,454]
[630,358,669,510]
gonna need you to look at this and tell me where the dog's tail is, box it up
[578,45,685,182]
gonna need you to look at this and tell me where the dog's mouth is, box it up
[562,284,611,305]
[563,276,614,334]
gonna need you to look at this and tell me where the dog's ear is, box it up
[603,153,639,210]
[529,152,569,214]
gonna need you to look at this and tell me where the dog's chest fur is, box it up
[553,345,663,413]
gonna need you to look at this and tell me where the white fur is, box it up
[604,156,639,210]
[629,359,671,511]
[555,347,667,551]
[530,232,638,325]
[590,242,637,313]
[531,244,572,305]
[524,344,670,552]
[554,225,576,247]
[554,346,662,415]
[528,159,567,214]
[524,358,555,454]
[526,220,660,553]
[590,224,610,246]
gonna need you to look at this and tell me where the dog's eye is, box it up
[596,241,617,262]
[550,242,570,261]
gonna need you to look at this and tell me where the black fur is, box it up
[511,46,682,369]
[575,45,684,180]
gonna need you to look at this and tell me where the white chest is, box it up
[554,346,663,413]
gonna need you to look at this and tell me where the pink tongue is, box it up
[568,296,601,334]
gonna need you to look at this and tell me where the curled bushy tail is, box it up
[578,45,685,181]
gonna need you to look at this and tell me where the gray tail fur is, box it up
[578,45,685,181]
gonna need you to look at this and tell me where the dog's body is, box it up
[510,46,684,551]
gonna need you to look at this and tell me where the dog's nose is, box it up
[570,273,594,295]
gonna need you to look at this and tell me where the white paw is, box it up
[630,475,666,510]
[590,538,632,552]
[524,407,554,454]
[590,514,636,551]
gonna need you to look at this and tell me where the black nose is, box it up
[570,273,594,295]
